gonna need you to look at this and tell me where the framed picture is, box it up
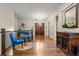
[63,4,78,28]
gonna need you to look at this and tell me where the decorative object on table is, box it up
[21,23,25,29]
[63,4,78,28]
[63,20,68,28]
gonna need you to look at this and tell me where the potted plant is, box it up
[21,23,25,29]
[63,21,68,28]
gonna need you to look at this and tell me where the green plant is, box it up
[21,23,25,29]
[63,21,68,28]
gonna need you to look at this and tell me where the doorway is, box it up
[35,23,44,36]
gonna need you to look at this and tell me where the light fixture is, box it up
[32,12,47,20]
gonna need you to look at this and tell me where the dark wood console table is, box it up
[56,32,79,56]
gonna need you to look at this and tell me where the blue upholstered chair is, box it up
[21,31,32,42]
[21,31,31,35]
[25,36,32,41]
[9,32,24,49]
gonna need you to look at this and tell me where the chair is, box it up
[25,36,32,41]
[9,32,24,49]
[21,31,32,42]
[21,31,30,35]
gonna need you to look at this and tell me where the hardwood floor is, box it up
[13,36,66,56]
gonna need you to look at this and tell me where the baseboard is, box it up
[48,36,56,40]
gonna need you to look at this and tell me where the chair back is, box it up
[9,32,16,46]
[21,31,30,35]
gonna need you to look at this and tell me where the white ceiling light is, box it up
[33,12,47,20]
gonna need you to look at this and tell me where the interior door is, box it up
[35,23,44,36]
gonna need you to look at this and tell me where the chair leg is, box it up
[21,43,23,48]
[13,45,15,49]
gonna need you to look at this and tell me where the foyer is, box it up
[0,3,79,56]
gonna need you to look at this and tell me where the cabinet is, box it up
[57,32,79,56]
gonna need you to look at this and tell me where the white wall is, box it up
[0,6,16,31]
[48,3,79,40]
[15,17,19,30]
[0,5,17,55]
[48,14,57,40]
[18,18,48,36]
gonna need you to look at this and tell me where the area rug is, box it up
[14,43,34,51]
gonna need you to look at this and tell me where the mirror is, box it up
[63,4,78,28]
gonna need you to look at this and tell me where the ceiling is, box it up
[0,3,63,19]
